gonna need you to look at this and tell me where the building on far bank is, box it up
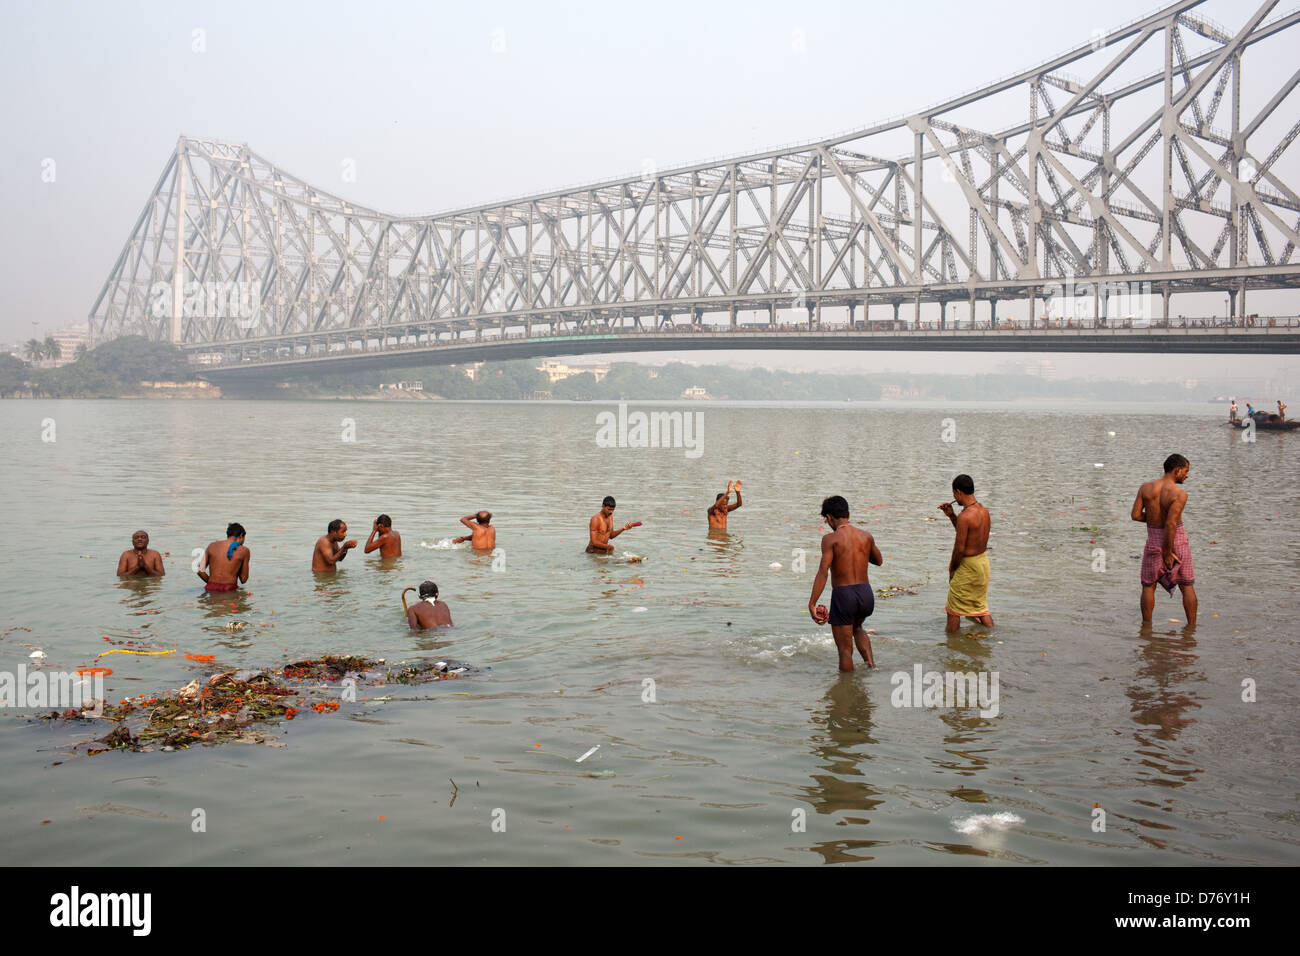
[537,359,610,383]
[451,362,485,381]
[49,325,90,366]
[682,386,710,399]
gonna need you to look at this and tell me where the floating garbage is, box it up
[576,745,600,763]
[876,583,922,599]
[769,562,783,569]
[42,654,478,753]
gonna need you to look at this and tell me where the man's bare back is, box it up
[408,599,453,629]
[454,512,496,549]
[1132,477,1186,529]
[807,496,883,671]
[821,523,881,588]
[198,528,249,590]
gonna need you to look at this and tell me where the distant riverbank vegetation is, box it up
[0,336,192,398]
[1,335,1236,403]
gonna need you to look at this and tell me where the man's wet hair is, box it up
[952,474,975,496]
[716,493,727,502]
[377,514,392,528]
[602,496,616,508]
[1164,453,1189,473]
[226,522,245,538]
[820,495,849,519]
[418,580,438,599]
[476,512,491,524]
[328,519,344,533]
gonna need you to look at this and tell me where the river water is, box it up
[1,398,1296,865]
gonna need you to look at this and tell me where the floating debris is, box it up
[876,583,922,599]
[41,654,476,754]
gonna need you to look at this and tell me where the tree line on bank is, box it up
[0,335,1229,403]
[0,336,192,398]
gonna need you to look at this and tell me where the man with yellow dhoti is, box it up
[939,474,995,633]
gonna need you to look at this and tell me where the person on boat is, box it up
[1229,399,1238,422]
[1131,454,1197,627]
[198,523,249,592]
[1246,402,1256,418]
[407,580,453,629]
[940,475,995,633]
[1278,400,1288,421]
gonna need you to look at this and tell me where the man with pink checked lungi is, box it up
[1131,453,1197,627]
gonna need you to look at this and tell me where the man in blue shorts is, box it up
[807,495,884,671]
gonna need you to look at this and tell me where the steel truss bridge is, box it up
[90,0,1300,378]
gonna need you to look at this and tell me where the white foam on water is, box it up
[419,538,461,550]
[951,811,1024,835]
[746,632,836,664]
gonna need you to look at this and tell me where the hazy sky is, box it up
[2,0,1296,386]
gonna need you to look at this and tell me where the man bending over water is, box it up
[407,580,453,629]
[1131,453,1197,626]
[198,523,249,592]
[940,474,994,632]
[117,530,165,577]
[587,496,638,553]
[707,480,742,530]
[453,511,496,549]
[364,514,402,557]
[313,519,358,572]
[807,495,883,671]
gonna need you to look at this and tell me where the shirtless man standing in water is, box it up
[707,481,742,531]
[807,495,883,671]
[117,530,165,577]
[197,523,249,592]
[940,474,995,633]
[363,515,402,557]
[587,496,638,553]
[453,511,496,549]
[313,519,358,572]
[1131,453,1197,626]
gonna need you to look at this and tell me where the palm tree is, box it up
[74,342,89,361]
[43,335,62,364]
[24,338,43,363]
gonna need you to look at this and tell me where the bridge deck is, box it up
[194,324,1300,380]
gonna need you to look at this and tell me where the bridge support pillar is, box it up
[847,302,856,328]
[938,301,946,330]
[769,303,776,327]
[914,292,922,329]
[1238,279,1247,319]
[892,301,900,329]
[989,296,997,329]
[1162,287,1171,323]
[729,305,737,329]
[807,305,815,330]
[1228,289,1237,321]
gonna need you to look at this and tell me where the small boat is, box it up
[1227,412,1299,431]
